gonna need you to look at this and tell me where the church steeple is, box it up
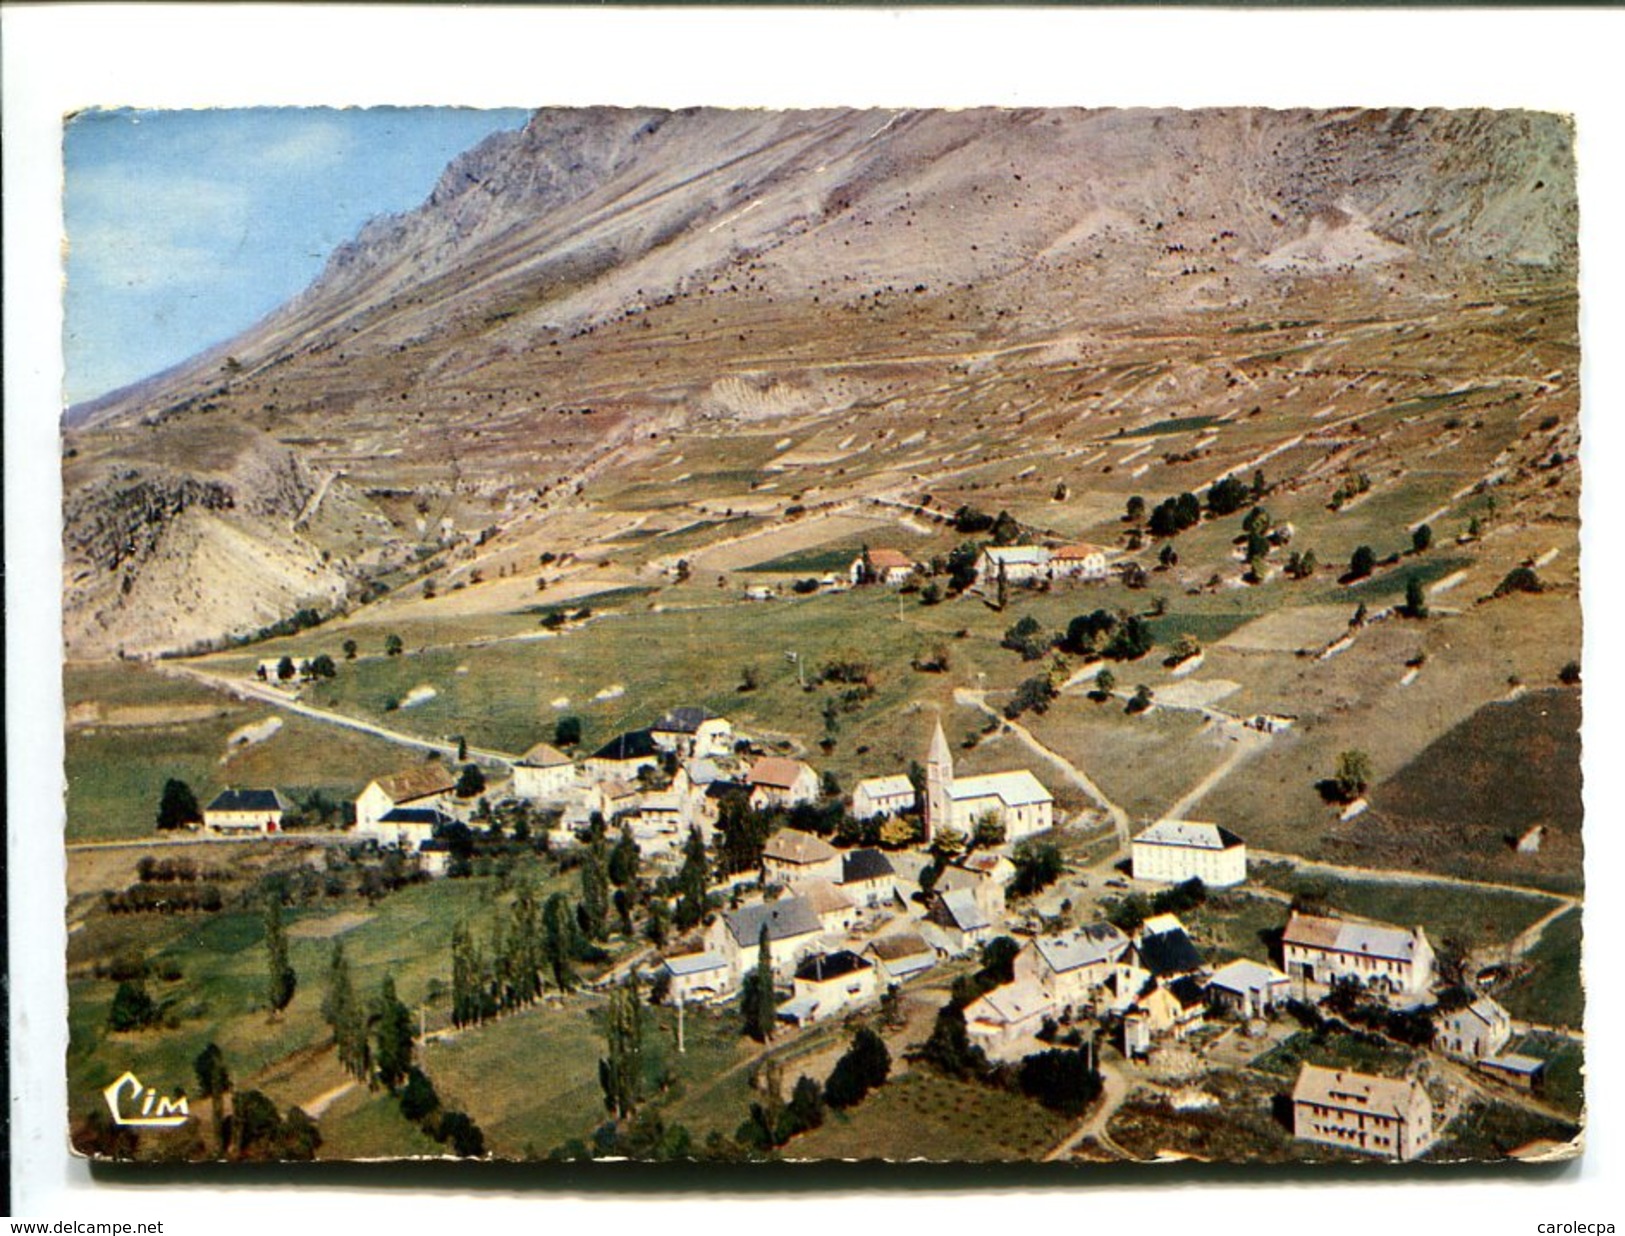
[925,718,953,843]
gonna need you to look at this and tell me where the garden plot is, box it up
[1216,606,1354,653]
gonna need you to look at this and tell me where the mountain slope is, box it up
[62,106,1576,657]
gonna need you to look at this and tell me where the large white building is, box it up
[852,774,916,821]
[1131,819,1248,887]
[355,765,458,833]
[1282,912,1436,1003]
[923,720,1053,842]
[511,741,577,801]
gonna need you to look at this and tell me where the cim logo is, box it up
[104,1070,190,1128]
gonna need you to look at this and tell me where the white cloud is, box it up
[255,113,351,171]
[67,172,252,292]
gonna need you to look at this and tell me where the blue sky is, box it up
[63,106,531,406]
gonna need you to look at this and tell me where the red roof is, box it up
[867,549,916,570]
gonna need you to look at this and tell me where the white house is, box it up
[778,950,879,1026]
[761,828,841,888]
[708,897,824,984]
[365,806,457,851]
[355,765,458,832]
[852,774,916,821]
[1437,997,1514,1061]
[964,980,1056,1055]
[1129,975,1208,1044]
[840,848,899,908]
[926,888,992,954]
[1131,819,1248,888]
[203,788,286,835]
[1292,1064,1436,1161]
[1206,958,1292,1019]
[661,950,734,1004]
[650,707,734,759]
[1282,912,1436,1003]
[512,742,577,801]
[1049,543,1111,581]
[746,756,820,810]
[802,879,858,937]
[849,548,917,586]
[1016,923,1134,1012]
[923,721,1053,843]
[864,933,937,985]
[975,545,1051,585]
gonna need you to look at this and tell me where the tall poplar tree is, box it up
[263,893,297,1017]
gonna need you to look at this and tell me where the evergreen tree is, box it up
[674,828,711,930]
[609,823,641,888]
[107,979,157,1031]
[193,1042,232,1155]
[1405,575,1428,618]
[508,880,543,1008]
[451,920,484,1027]
[823,1028,891,1110]
[156,777,202,831]
[741,924,777,1042]
[578,842,611,940]
[373,974,414,1090]
[542,892,578,992]
[263,893,297,1017]
[1412,523,1434,553]
[598,976,647,1119]
[323,939,369,1079]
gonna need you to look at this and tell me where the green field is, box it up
[1251,866,1560,952]
[1250,1030,1418,1080]
[787,1070,1071,1161]
[1497,907,1583,1030]
[1429,1100,1579,1162]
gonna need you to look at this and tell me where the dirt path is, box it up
[1160,733,1267,822]
[156,663,520,767]
[1043,1058,1135,1161]
[301,1080,358,1119]
[954,687,1129,847]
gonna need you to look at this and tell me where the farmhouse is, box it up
[709,897,824,983]
[1437,997,1514,1061]
[964,979,1056,1055]
[864,933,937,985]
[926,888,993,954]
[661,950,733,1004]
[1131,819,1247,888]
[1282,912,1436,1003]
[1016,922,1133,1011]
[512,741,576,801]
[1292,1064,1436,1161]
[355,765,457,832]
[584,729,663,780]
[1050,542,1111,581]
[366,806,457,851]
[203,788,286,835]
[923,721,1053,842]
[840,848,899,908]
[852,774,916,821]
[975,545,1051,585]
[1206,958,1292,1019]
[650,707,733,759]
[778,950,879,1026]
[746,756,819,810]
[761,828,841,887]
[849,548,917,586]
[802,879,858,936]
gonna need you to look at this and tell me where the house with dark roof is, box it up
[370,806,458,852]
[840,848,898,907]
[778,950,879,1025]
[1134,914,1205,979]
[707,896,824,983]
[203,788,286,835]
[584,729,663,780]
[1125,975,1208,1054]
[650,707,734,758]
